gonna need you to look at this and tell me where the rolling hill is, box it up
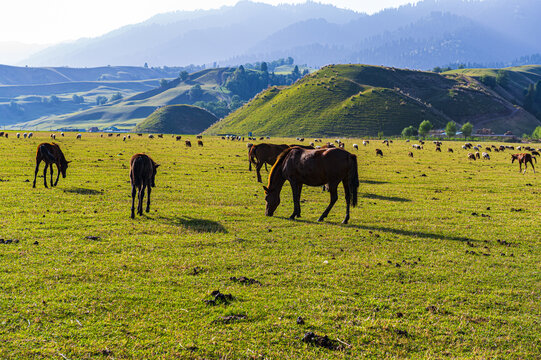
[134,105,218,134]
[205,64,541,137]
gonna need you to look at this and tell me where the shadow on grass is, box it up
[158,216,227,233]
[277,216,475,242]
[359,179,388,185]
[63,187,103,195]
[362,193,411,202]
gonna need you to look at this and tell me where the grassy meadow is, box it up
[0,133,540,359]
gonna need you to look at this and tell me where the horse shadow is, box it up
[158,215,227,233]
[280,217,475,242]
[63,187,103,195]
[362,193,411,202]
[359,180,388,185]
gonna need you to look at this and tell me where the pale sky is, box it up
[0,0,416,44]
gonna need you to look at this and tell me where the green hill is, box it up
[205,64,541,137]
[134,105,218,134]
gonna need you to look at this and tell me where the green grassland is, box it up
[206,64,541,137]
[0,133,540,359]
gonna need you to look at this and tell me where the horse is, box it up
[249,143,314,183]
[263,147,359,224]
[129,154,159,218]
[185,140,191,147]
[511,153,536,174]
[375,149,383,157]
[32,143,70,188]
[249,143,290,183]
[198,140,203,147]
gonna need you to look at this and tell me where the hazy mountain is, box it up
[21,1,361,67]
[18,0,541,70]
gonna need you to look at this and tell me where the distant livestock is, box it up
[148,134,154,139]
[157,134,163,138]
[198,140,204,147]
[28,133,33,138]
[408,151,413,157]
[482,152,490,160]
[468,153,476,160]
[196,135,203,139]
[448,148,453,153]
[435,147,441,152]
[16,133,20,138]
[76,133,82,139]
[185,140,191,147]
[176,136,182,141]
[353,144,358,150]
[375,149,383,157]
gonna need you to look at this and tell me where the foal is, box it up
[130,154,159,218]
[33,143,70,188]
[511,153,536,174]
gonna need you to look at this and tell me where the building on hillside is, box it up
[88,127,100,132]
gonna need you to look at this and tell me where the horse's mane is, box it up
[51,142,67,162]
[267,147,294,188]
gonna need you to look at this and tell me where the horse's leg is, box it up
[289,182,303,219]
[33,159,41,188]
[523,161,527,174]
[138,184,145,215]
[318,183,338,222]
[256,162,263,183]
[49,163,54,186]
[532,160,535,174]
[131,185,136,219]
[54,163,60,186]
[43,162,48,188]
[146,183,152,213]
[342,180,351,224]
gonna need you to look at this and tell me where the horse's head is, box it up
[263,186,280,216]
[152,163,160,187]
[61,160,71,178]
[511,154,518,163]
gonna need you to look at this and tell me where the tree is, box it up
[96,96,108,105]
[418,120,433,138]
[461,122,474,139]
[445,121,457,137]
[189,84,203,101]
[159,79,169,88]
[432,66,442,73]
[179,71,189,82]
[110,92,123,102]
[496,70,509,88]
[260,62,268,72]
[401,125,417,137]
[144,62,149,68]
[72,94,84,104]
[532,126,541,139]
[48,95,60,105]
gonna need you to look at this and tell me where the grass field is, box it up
[0,133,540,359]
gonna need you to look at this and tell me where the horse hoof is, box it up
[317,217,324,222]
[342,220,349,224]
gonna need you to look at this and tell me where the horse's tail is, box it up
[533,156,537,163]
[39,144,56,163]
[348,154,359,208]
[249,145,257,171]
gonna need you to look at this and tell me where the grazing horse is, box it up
[185,140,192,147]
[176,135,182,141]
[249,143,314,183]
[130,154,159,218]
[511,153,536,174]
[264,147,359,224]
[33,143,70,188]
[375,149,383,157]
[198,140,203,147]
[249,143,290,183]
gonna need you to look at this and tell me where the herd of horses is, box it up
[30,135,537,222]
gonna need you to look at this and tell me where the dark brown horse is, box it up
[130,154,159,218]
[511,153,536,174]
[249,143,315,183]
[33,143,70,188]
[263,147,359,224]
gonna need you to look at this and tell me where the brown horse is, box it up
[130,154,159,218]
[263,147,359,224]
[249,143,315,182]
[33,143,70,188]
[511,153,536,174]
